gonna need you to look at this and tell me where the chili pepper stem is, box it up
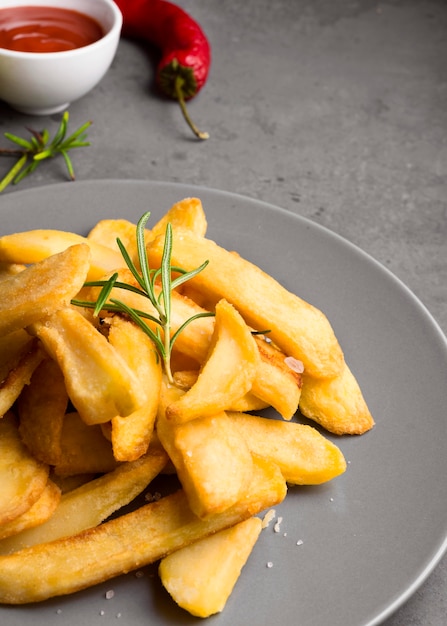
[175,76,209,140]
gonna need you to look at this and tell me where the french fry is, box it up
[157,409,254,519]
[166,299,260,424]
[0,229,124,280]
[0,243,90,336]
[0,456,286,604]
[53,412,117,476]
[172,370,269,412]
[0,450,167,555]
[87,218,138,253]
[147,230,344,379]
[228,412,347,484]
[149,197,208,241]
[108,316,162,461]
[17,357,69,466]
[0,339,44,418]
[0,480,61,541]
[0,413,49,525]
[29,307,147,425]
[299,361,375,435]
[159,516,262,618]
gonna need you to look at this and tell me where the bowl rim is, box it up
[0,0,123,59]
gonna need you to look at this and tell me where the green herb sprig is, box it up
[72,212,214,384]
[0,111,91,193]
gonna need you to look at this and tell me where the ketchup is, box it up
[0,6,104,53]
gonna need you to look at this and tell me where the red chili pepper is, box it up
[114,0,211,139]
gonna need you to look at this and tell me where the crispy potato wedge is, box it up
[108,316,162,461]
[299,361,375,435]
[0,339,44,418]
[159,516,262,618]
[0,244,90,336]
[158,409,254,519]
[147,230,344,378]
[0,229,124,280]
[87,218,138,252]
[0,413,49,525]
[53,412,117,476]
[17,357,69,466]
[30,307,146,425]
[166,299,260,424]
[172,370,269,412]
[149,197,208,241]
[228,412,347,484]
[0,480,61,541]
[0,450,167,555]
[0,456,286,604]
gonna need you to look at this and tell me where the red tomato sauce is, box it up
[0,6,104,53]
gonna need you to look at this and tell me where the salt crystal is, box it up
[273,516,283,533]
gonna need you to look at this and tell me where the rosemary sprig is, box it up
[0,111,91,193]
[72,212,214,384]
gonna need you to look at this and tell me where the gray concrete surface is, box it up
[1,1,446,624]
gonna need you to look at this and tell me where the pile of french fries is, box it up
[0,198,374,618]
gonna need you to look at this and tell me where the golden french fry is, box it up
[0,413,49,525]
[0,455,286,604]
[0,244,90,336]
[53,412,117,476]
[0,450,167,555]
[87,218,138,251]
[159,516,262,618]
[0,229,124,280]
[30,307,146,425]
[108,316,162,462]
[0,339,44,418]
[228,412,347,484]
[172,370,269,412]
[149,197,208,241]
[299,361,375,435]
[0,480,61,541]
[17,357,69,466]
[157,409,254,519]
[147,230,344,379]
[166,299,260,424]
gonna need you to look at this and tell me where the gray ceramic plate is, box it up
[1,180,447,626]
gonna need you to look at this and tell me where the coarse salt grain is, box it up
[296,539,304,546]
[266,562,273,568]
[262,509,276,529]
[284,356,304,373]
[273,516,283,533]
[105,589,115,600]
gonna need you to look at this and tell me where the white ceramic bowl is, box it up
[0,0,122,115]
